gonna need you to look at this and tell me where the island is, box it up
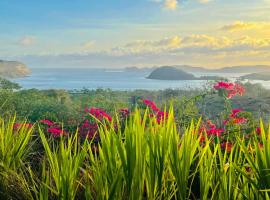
[147,66,222,80]
[240,72,270,81]
[0,60,31,78]
[147,66,196,80]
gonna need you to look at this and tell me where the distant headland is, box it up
[147,66,221,81]
[0,60,31,78]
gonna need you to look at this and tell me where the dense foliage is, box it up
[1,80,270,199]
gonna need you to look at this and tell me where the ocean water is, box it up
[11,68,270,91]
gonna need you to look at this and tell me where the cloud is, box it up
[10,34,270,68]
[164,0,178,10]
[197,0,213,3]
[108,34,270,57]
[82,41,95,50]
[111,36,182,55]
[18,36,36,46]
[221,21,270,32]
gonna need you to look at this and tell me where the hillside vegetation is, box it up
[1,80,270,199]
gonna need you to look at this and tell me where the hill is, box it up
[147,66,196,80]
[140,65,270,74]
[147,66,222,80]
[240,72,270,81]
[0,60,31,78]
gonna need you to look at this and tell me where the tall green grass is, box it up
[1,110,270,199]
[0,117,35,199]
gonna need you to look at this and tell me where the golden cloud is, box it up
[221,21,270,32]
[82,41,95,50]
[197,0,212,3]
[111,34,270,56]
[164,0,178,10]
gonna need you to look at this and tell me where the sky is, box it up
[1,0,270,68]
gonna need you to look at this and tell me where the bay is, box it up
[11,68,270,90]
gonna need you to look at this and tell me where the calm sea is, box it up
[11,68,270,91]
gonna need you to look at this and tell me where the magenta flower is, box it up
[143,99,160,112]
[40,119,54,126]
[207,128,224,137]
[119,108,130,117]
[213,82,245,99]
[85,107,112,122]
[47,128,65,137]
[230,109,243,118]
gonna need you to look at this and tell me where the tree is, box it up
[0,77,21,90]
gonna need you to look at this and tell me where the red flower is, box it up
[119,108,130,117]
[79,120,99,139]
[213,82,245,99]
[223,119,229,125]
[85,107,112,122]
[47,128,66,137]
[213,82,234,90]
[156,111,169,124]
[221,142,233,152]
[199,135,205,143]
[233,117,247,124]
[13,123,33,130]
[199,127,206,134]
[258,143,263,149]
[207,128,224,137]
[230,109,242,118]
[143,99,160,112]
[256,127,261,135]
[40,119,54,126]
[207,120,216,129]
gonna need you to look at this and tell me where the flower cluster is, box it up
[223,109,248,125]
[40,119,66,137]
[40,119,54,126]
[79,107,112,139]
[84,107,112,122]
[199,120,224,143]
[119,108,130,118]
[47,128,66,137]
[143,99,160,112]
[143,99,169,124]
[214,81,245,99]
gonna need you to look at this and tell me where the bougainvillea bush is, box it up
[1,81,270,200]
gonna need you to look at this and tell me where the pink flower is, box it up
[213,82,235,90]
[223,119,229,125]
[230,109,242,118]
[156,111,169,124]
[143,99,160,112]
[13,123,33,130]
[47,128,66,137]
[119,108,130,116]
[79,119,99,139]
[40,119,54,126]
[85,107,112,122]
[213,82,245,99]
[207,128,224,137]
[207,120,216,129]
